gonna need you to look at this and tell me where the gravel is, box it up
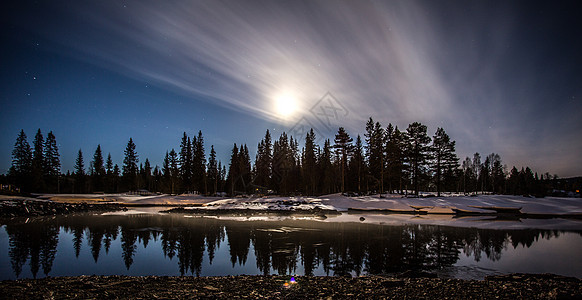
[0,273,580,299]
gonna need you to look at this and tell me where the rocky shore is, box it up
[0,199,125,217]
[0,273,580,299]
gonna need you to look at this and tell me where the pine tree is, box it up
[143,158,152,191]
[192,131,206,193]
[333,127,353,193]
[348,135,365,193]
[508,166,523,195]
[239,144,252,194]
[179,133,193,192]
[385,124,405,194]
[226,144,239,195]
[103,153,113,193]
[302,129,318,195]
[405,122,431,197]
[9,129,32,192]
[472,153,481,195]
[164,149,179,194]
[365,118,386,194]
[461,157,473,194]
[219,163,226,193]
[490,154,505,194]
[207,145,218,195]
[431,128,459,196]
[288,137,300,193]
[319,139,334,194]
[254,130,272,190]
[122,138,139,191]
[162,151,170,193]
[272,133,295,195]
[113,164,121,192]
[389,126,407,193]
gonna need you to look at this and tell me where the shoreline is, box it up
[2,196,582,220]
[1,273,580,299]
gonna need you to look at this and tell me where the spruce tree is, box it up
[75,150,85,176]
[31,129,45,191]
[122,138,139,191]
[92,145,105,191]
[105,153,113,174]
[43,131,61,192]
[43,131,60,176]
[10,129,32,192]
[92,145,105,176]
[74,149,85,193]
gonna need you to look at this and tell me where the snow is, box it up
[172,193,582,230]
[33,192,581,215]
[21,192,582,229]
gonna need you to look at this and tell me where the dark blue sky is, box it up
[1,0,581,177]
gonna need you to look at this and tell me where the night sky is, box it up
[1,0,581,177]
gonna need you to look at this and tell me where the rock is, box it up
[397,270,438,278]
[381,279,405,287]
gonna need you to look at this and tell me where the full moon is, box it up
[275,92,297,118]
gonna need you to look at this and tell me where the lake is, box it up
[1,212,581,280]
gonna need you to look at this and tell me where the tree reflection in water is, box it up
[2,214,581,279]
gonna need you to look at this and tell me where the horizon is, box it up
[1,0,581,178]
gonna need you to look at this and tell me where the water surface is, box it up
[1,213,581,280]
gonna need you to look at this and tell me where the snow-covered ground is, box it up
[175,193,582,215]
[175,193,582,230]
[7,193,581,229]
[25,192,582,215]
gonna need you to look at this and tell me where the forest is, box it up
[2,117,565,197]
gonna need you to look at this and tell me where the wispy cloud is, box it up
[16,0,582,176]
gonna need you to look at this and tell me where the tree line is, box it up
[4,118,561,196]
